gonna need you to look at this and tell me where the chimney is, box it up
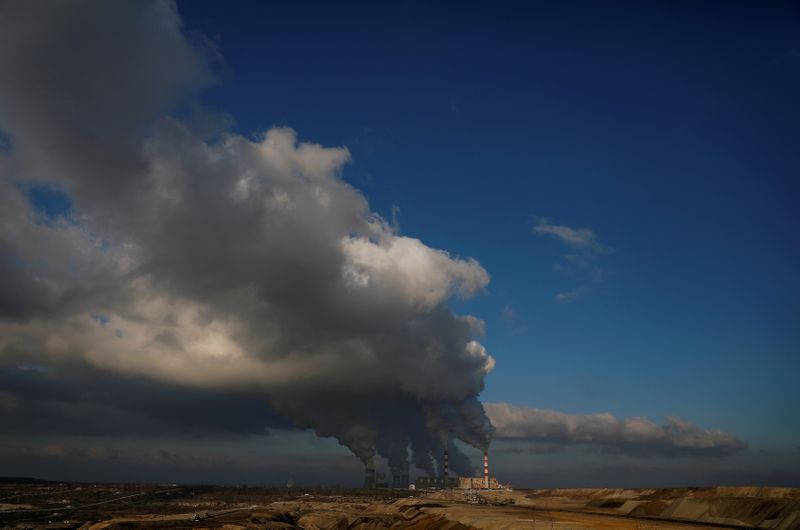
[443,448,449,482]
[483,450,489,489]
[364,460,376,489]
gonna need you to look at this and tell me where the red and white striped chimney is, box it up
[483,450,489,488]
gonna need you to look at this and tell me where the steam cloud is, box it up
[485,403,746,457]
[0,0,494,478]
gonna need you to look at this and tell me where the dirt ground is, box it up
[2,482,798,529]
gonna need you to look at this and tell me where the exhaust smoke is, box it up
[0,0,498,485]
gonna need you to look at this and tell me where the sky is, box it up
[0,0,798,487]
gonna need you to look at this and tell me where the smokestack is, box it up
[443,448,449,482]
[483,450,489,489]
[364,459,376,489]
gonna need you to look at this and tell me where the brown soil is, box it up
[2,483,799,529]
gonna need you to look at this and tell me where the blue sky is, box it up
[1,1,798,487]
[179,1,800,446]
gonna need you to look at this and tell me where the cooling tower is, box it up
[364,461,376,488]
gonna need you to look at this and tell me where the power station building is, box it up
[457,476,502,489]
[416,476,460,489]
[414,450,503,490]
[365,448,501,490]
[415,476,502,490]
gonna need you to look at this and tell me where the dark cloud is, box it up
[0,0,494,482]
[0,362,293,437]
[485,403,746,457]
[0,0,210,213]
[492,443,562,456]
[0,438,366,486]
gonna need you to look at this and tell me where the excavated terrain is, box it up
[518,487,800,529]
[2,481,799,529]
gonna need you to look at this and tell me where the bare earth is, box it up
[1,481,799,529]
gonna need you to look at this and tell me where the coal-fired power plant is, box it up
[367,440,502,491]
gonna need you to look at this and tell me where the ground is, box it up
[1,481,799,529]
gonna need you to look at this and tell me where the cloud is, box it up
[0,362,294,437]
[485,403,746,457]
[501,305,517,321]
[532,221,608,254]
[0,440,226,469]
[0,0,211,214]
[0,0,494,481]
[492,443,561,455]
[533,219,611,301]
[554,289,583,304]
[0,433,374,486]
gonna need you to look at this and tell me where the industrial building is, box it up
[414,449,503,490]
[415,476,460,489]
[415,476,503,490]
[458,476,502,489]
[364,446,501,490]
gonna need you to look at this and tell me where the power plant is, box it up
[417,448,503,490]
[451,449,502,490]
[363,446,503,490]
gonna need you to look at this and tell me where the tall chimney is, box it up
[443,448,449,483]
[483,450,489,489]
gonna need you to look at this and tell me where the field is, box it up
[2,480,799,529]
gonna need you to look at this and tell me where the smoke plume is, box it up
[485,403,746,457]
[0,0,495,478]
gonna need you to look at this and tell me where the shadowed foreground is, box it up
[2,481,799,529]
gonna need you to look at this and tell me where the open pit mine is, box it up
[3,478,800,529]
